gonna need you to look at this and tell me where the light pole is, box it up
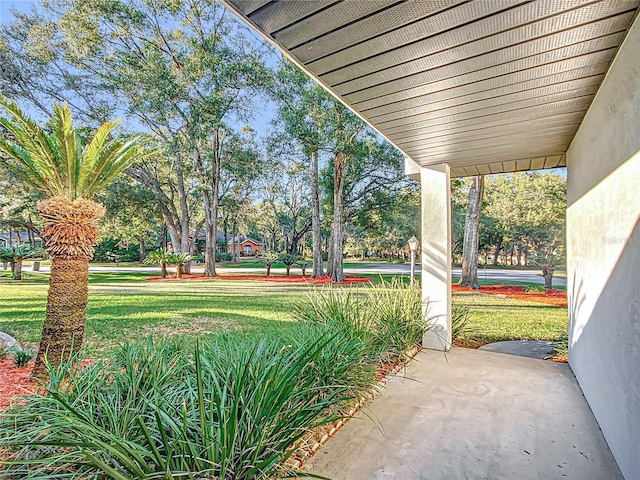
[407,235,419,287]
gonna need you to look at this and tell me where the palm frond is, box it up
[82,134,154,198]
[0,96,64,194]
[51,103,84,199]
[0,96,156,200]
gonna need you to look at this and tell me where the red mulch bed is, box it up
[146,274,373,285]
[0,359,38,410]
[452,284,567,306]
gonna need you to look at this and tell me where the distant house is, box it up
[236,238,263,257]
[192,230,263,256]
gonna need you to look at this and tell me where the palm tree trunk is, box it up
[32,196,104,381]
[12,259,22,280]
[32,257,89,379]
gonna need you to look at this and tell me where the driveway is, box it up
[303,348,619,480]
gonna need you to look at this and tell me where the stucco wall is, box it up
[566,13,640,479]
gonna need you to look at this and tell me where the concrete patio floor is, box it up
[303,348,621,480]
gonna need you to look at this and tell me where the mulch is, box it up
[0,359,37,410]
[452,284,567,306]
[146,274,374,285]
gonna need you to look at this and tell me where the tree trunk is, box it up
[233,221,239,262]
[330,152,347,283]
[138,236,146,262]
[493,245,500,266]
[286,265,291,277]
[310,151,324,278]
[32,257,90,380]
[542,266,554,289]
[203,189,219,276]
[161,263,168,278]
[266,263,271,276]
[32,197,104,381]
[176,164,191,254]
[459,175,484,289]
[12,259,22,280]
[176,263,183,279]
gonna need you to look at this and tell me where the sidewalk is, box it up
[303,348,620,480]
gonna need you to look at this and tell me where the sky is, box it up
[0,0,33,25]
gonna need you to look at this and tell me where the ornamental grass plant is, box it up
[0,280,428,479]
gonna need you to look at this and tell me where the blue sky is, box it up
[0,0,33,25]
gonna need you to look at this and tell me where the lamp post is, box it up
[407,235,419,287]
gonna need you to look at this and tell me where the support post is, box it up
[420,165,452,351]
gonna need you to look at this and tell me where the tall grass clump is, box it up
[292,277,428,363]
[0,335,353,479]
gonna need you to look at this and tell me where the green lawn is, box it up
[0,272,309,354]
[0,271,568,355]
[454,292,568,345]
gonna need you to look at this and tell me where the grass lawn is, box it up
[454,292,568,345]
[0,270,568,355]
[0,272,309,355]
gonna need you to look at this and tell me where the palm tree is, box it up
[0,245,43,280]
[144,249,171,278]
[0,96,154,379]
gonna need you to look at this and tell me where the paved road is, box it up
[343,262,567,287]
[18,261,566,287]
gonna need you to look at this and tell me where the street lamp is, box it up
[407,235,419,287]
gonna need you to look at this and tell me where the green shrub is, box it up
[93,238,140,262]
[291,278,428,361]
[0,335,353,479]
[191,253,205,263]
[523,284,547,293]
[0,345,8,360]
[11,348,35,367]
[216,252,233,262]
[452,303,473,341]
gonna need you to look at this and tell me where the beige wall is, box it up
[566,13,640,479]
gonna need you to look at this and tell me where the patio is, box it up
[303,348,620,480]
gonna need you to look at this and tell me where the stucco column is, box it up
[420,164,452,351]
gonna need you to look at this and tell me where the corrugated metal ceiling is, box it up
[222,0,640,177]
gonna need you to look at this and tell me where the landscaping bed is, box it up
[0,279,425,478]
[452,284,567,306]
[146,274,373,284]
[0,358,36,410]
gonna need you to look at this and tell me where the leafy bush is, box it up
[292,278,428,361]
[452,303,473,341]
[523,284,547,293]
[11,348,35,367]
[216,252,233,262]
[0,335,354,479]
[0,282,429,478]
[0,345,8,360]
[191,253,205,263]
[93,238,140,262]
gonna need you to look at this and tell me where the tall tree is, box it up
[272,61,331,277]
[0,98,153,379]
[459,175,484,289]
[2,0,271,275]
